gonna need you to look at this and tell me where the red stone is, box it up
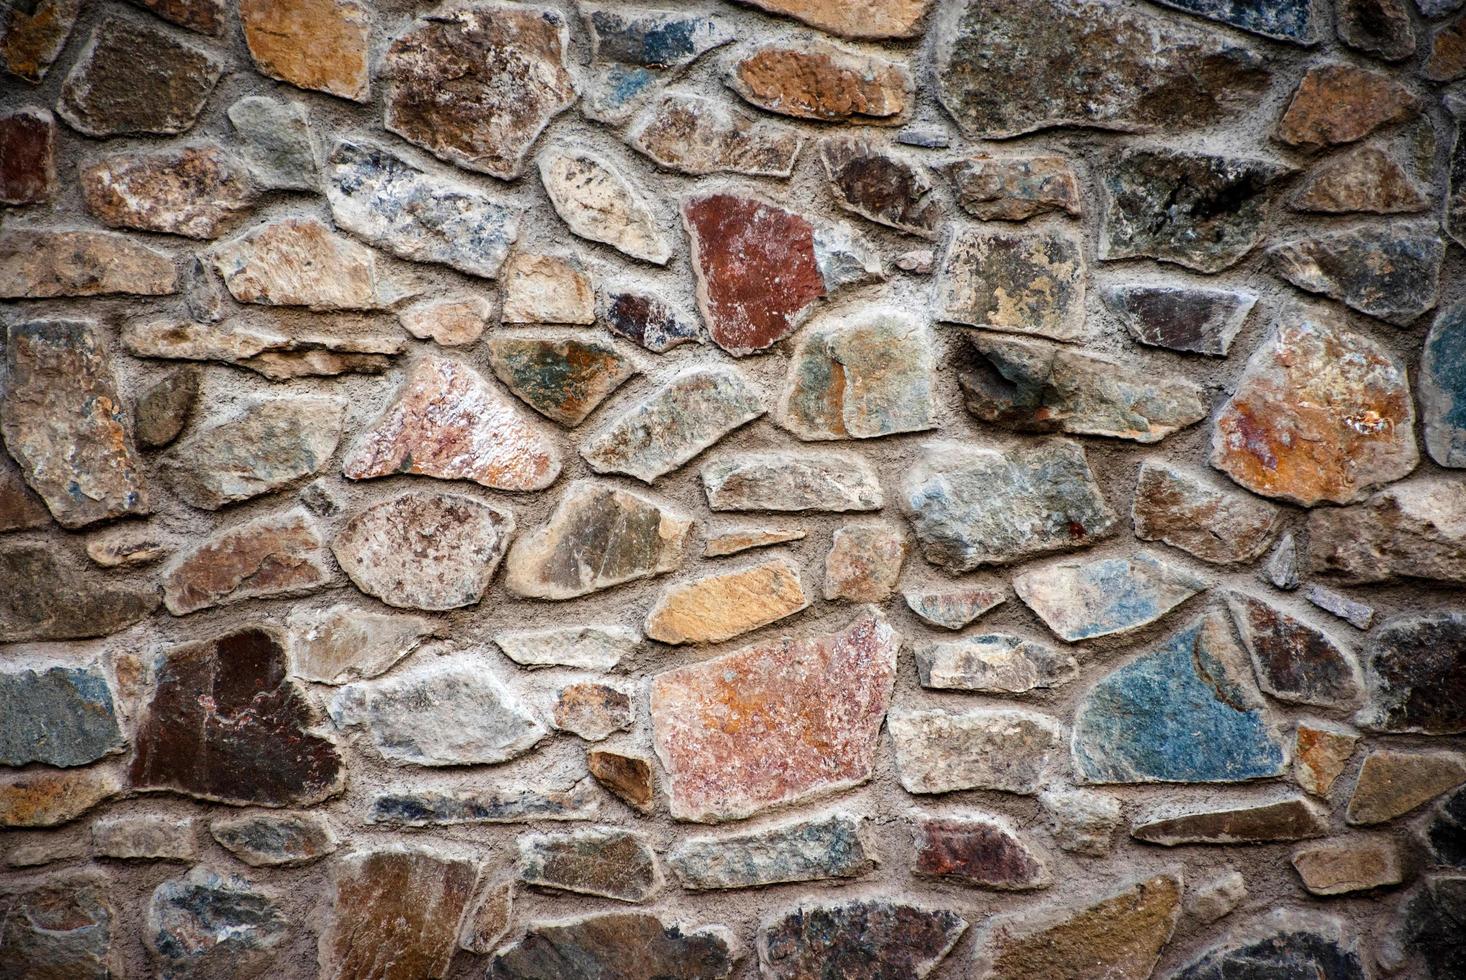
[0,108,54,205]
[914,814,1051,890]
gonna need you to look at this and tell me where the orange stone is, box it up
[735,0,934,39]
[729,41,911,124]
[240,0,370,101]
[1276,65,1418,151]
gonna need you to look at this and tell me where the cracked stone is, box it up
[0,229,176,299]
[489,913,736,980]
[1338,0,1416,59]
[519,827,660,903]
[916,634,1076,695]
[588,750,655,813]
[1276,65,1419,151]
[729,40,910,124]
[1104,284,1254,357]
[59,18,220,136]
[0,873,114,979]
[761,901,965,979]
[1,543,158,642]
[669,812,873,891]
[0,0,78,82]
[82,144,255,239]
[1039,789,1121,857]
[553,683,633,741]
[162,507,332,615]
[704,451,883,512]
[1293,145,1428,214]
[502,253,595,324]
[628,93,802,178]
[1293,838,1403,895]
[937,227,1085,341]
[820,139,938,236]
[1149,0,1316,41]
[1308,480,1466,584]
[288,604,432,685]
[1175,911,1366,980]
[540,148,670,264]
[889,706,1065,795]
[1227,592,1361,707]
[903,586,1005,630]
[646,558,808,645]
[370,779,602,826]
[210,811,337,867]
[147,867,288,979]
[228,96,318,192]
[1271,226,1442,325]
[213,217,404,311]
[1134,461,1283,565]
[1296,723,1358,797]
[495,624,639,670]
[603,288,701,352]
[705,527,806,557]
[946,155,1081,222]
[0,665,122,768]
[1015,554,1204,642]
[1132,796,1328,844]
[135,368,198,450]
[488,336,638,427]
[1360,613,1466,735]
[1424,302,1466,466]
[0,107,55,205]
[1348,750,1466,824]
[0,767,122,828]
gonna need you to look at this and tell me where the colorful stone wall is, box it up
[1,0,1465,977]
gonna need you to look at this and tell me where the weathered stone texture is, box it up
[1307,480,1466,584]
[59,18,221,136]
[0,108,56,206]
[1014,554,1204,642]
[914,813,1051,890]
[703,452,883,512]
[760,901,965,979]
[490,913,737,979]
[646,558,808,645]
[0,665,122,768]
[1347,750,1466,824]
[1359,614,1466,735]
[729,41,911,124]
[1,543,158,643]
[519,827,661,902]
[937,228,1085,341]
[1226,592,1362,708]
[1,0,79,82]
[947,155,1081,222]
[162,508,332,615]
[1133,462,1283,565]
[0,874,115,979]
[210,811,338,867]
[539,148,671,264]
[669,813,874,890]
[890,707,1066,795]
[213,217,399,311]
[1175,912,1366,980]
[1133,795,1329,845]
[629,93,802,178]
[240,0,368,101]
[1270,226,1443,326]
[916,634,1076,695]
[0,229,177,299]
[83,145,255,239]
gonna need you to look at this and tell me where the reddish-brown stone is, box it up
[729,41,911,124]
[161,507,333,615]
[130,627,344,806]
[0,0,79,82]
[1276,65,1419,151]
[735,0,934,39]
[1426,15,1466,81]
[915,814,1051,890]
[587,749,655,813]
[82,144,256,239]
[125,0,225,34]
[760,900,967,979]
[0,107,54,205]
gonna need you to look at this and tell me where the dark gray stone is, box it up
[1225,591,1362,708]
[669,813,875,891]
[148,867,289,980]
[1423,302,1466,467]
[1175,911,1366,980]
[1359,614,1466,735]
[1147,0,1318,43]
[0,873,114,979]
[369,778,603,826]
[759,900,967,980]
[0,665,122,767]
[1,542,159,643]
[58,18,220,136]
[1270,226,1443,326]
[1103,284,1254,356]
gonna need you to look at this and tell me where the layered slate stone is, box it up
[936,228,1085,341]
[1174,911,1367,980]
[669,812,873,890]
[288,604,432,685]
[320,847,477,980]
[371,779,603,826]
[901,440,1115,572]
[1104,284,1254,357]
[582,368,764,482]
[539,148,671,264]
[915,813,1050,890]
[384,3,576,180]
[489,913,737,980]
[628,93,802,178]
[729,40,910,124]
[604,288,701,352]
[82,144,255,239]
[210,811,338,867]
[1270,226,1443,326]
[1296,723,1358,797]
[332,656,544,766]
[904,587,1004,631]
[0,229,176,299]
[130,628,344,806]
[240,0,369,101]
[212,217,399,311]
[0,543,158,643]
[1308,480,1466,584]
[486,337,636,427]
[0,666,121,768]
[1133,461,1283,565]
[651,610,898,822]
[1348,750,1466,824]
[957,335,1206,443]
[58,18,221,136]
[704,451,883,512]
[1147,0,1317,43]
[0,107,55,205]
[162,508,332,615]
[147,867,289,978]
[587,750,655,813]
[0,873,114,979]
[122,315,403,378]
[1293,839,1403,895]
[1292,145,1428,214]
[501,253,595,324]
[1073,613,1287,784]
[1132,795,1329,845]
[821,139,939,237]
[326,140,518,278]
[1307,584,1376,630]
[759,901,966,979]
[0,0,78,82]
[683,191,881,356]
[553,682,633,740]
[974,874,1182,980]
[705,527,806,557]
[824,522,907,602]
[1226,592,1361,708]
[135,368,198,449]
[889,707,1066,794]
[1211,306,1418,505]
[332,492,515,611]
[645,558,808,645]
[343,356,561,491]
[1424,303,1466,467]
[934,0,1268,138]
[228,95,318,191]
[1359,614,1466,735]
[916,634,1076,695]
[946,155,1081,223]
[0,767,123,828]
[1339,0,1416,60]
[159,397,343,510]
[1039,789,1121,856]
[519,827,661,902]
[1100,149,1286,273]
[506,481,692,599]
[2,320,150,528]
[1014,554,1204,642]
[496,624,639,670]
[779,309,935,440]
[1276,65,1419,151]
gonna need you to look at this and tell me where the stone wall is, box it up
[1,0,1464,976]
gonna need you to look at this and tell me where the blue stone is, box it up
[0,665,123,767]
[587,10,733,69]
[1072,613,1287,783]
[1423,302,1466,468]
[1147,0,1317,44]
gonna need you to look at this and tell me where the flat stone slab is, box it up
[1308,479,1466,585]
[370,778,602,826]
[0,229,177,299]
[821,138,940,237]
[147,867,289,978]
[539,147,671,264]
[161,507,333,616]
[1271,225,1442,326]
[669,812,875,891]
[0,873,115,979]
[0,665,122,768]
[1148,0,1316,43]
[59,17,221,136]
[703,451,884,512]
[1,543,158,643]
[1131,795,1329,845]
[1014,554,1205,642]
[937,228,1085,341]
[916,634,1076,695]
[729,39,911,124]
[1104,284,1254,356]
[903,586,1005,630]
[240,0,369,101]
[212,217,401,311]
[1293,839,1403,895]
[287,604,433,685]
[1423,302,1466,467]
[1347,749,1466,824]
[889,706,1066,795]
[946,155,1081,223]
[628,93,802,178]
[487,336,638,427]
[210,811,338,867]
[489,913,737,980]
[759,900,966,980]
[518,827,661,903]
[494,624,639,670]
[1132,460,1283,565]
[645,558,809,645]
[82,144,256,239]
[914,812,1051,890]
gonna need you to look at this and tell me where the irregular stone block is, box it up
[58,18,220,136]
[903,586,1005,630]
[0,665,122,767]
[228,96,318,191]
[705,527,806,557]
[85,528,172,569]
[0,873,114,979]
[162,507,332,615]
[0,107,55,205]
[1293,838,1403,895]
[1271,226,1442,326]
[646,558,808,645]
[1073,613,1287,783]
[1305,584,1376,630]
[916,634,1076,695]
[1337,0,1415,59]
[551,683,632,742]
[1149,0,1316,42]
[1015,554,1204,643]
[1394,874,1466,979]
[148,867,287,979]
[82,144,255,239]
[628,93,802,178]
[539,147,670,264]
[130,628,344,806]
[736,0,933,39]
[496,624,639,670]
[93,814,196,862]
[1,543,158,642]
[212,217,401,311]
[370,778,602,826]
[287,604,433,685]
[585,5,732,66]
[603,287,701,352]
[1427,15,1466,80]
[1422,786,1466,867]
[123,317,403,381]
[703,451,883,512]
[0,229,176,299]
[135,368,198,449]
[1226,592,1361,708]
[240,0,367,101]
[1133,461,1283,564]
[946,155,1080,222]
[1424,302,1466,467]
[0,767,122,828]
[1310,479,1466,587]
[1104,284,1254,356]
[1295,723,1358,797]
[1187,872,1247,925]
[5,837,89,868]
[519,827,661,902]
[824,523,907,603]
[915,812,1050,890]
[489,913,737,979]
[210,811,338,867]
[1264,531,1301,591]
[1348,749,1466,824]
[124,0,223,37]
[459,878,513,954]
[889,706,1065,795]
[729,40,910,124]
[652,610,898,822]
[0,0,78,82]
[1276,65,1419,151]
[588,750,655,813]
[1292,144,1428,214]
[400,295,491,347]
[936,228,1085,341]
[821,138,938,237]
[1038,789,1121,857]
[902,440,1115,572]
[1132,795,1328,845]
[1359,613,1466,734]
[0,456,50,533]
[501,253,595,324]
[761,901,964,979]
[1174,911,1366,980]
[669,812,874,891]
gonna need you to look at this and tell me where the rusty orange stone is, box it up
[736,0,934,39]
[1276,65,1418,151]
[240,0,370,102]
[0,767,122,828]
[729,41,911,124]
[0,0,78,82]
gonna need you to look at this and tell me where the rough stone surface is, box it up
[914,813,1050,890]
[1293,839,1403,895]
[947,155,1081,222]
[539,148,671,264]
[651,610,898,822]
[0,229,177,299]
[553,683,633,741]
[1226,592,1362,707]
[1174,912,1367,980]
[228,95,317,191]
[0,873,115,979]
[628,93,802,178]
[1149,0,1316,42]
[669,812,874,891]
[147,867,288,978]
[0,0,78,82]
[705,527,807,557]
[496,625,640,671]
[1015,554,1205,643]
[1133,461,1283,565]
[1105,284,1254,357]
[0,456,51,533]
[0,665,122,768]
[1347,750,1466,824]
[903,586,1005,630]
[889,706,1065,795]
[240,0,368,101]
[1,543,159,643]
[1422,787,1466,868]
[1295,724,1359,798]
[1306,584,1376,631]
[83,144,255,240]
[162,508,332,615]
[370,779,602,826]
[603,288,702,352]
[288,604,433,684]
[736,0,933,39]
[400,295,491,347]
[936,228,1085,342]
[1424,302,1466,467]
[501,253,595,324]
[1359,614,1466,735]
[1039,789,1122,857]
[519,827,661,902]
[586,6,733,67]
[646,558,808,645]
[1308,480,1466,585]
[729,40,910,124]
[93,814,197,862]
[59,18,221,136]
[489,912,737,980]
[0,107,56,205]
[0,767,123,828]
[460,878,513,954]
[1338,0,1416,59]
[1270,226,1443,326]
[703,452,883,512]
[916,634,1076,695]
[213,217,400,311]
[821,139,938,237]
[1276,65,1419,151]
[1427,15,1466,80]
[210,811,338,867]
[488,337,635,428]
[1187,872,1247,924]
[824,523,907,603]
[759,900,966,979]
[1293,144,1428,214]
[135,368,199,449]
[587,750,655,813]
[1133,795,1329,845]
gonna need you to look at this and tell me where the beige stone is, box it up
[646,558,808,645]
[399,295,491,346]
[1291,838,1402,895]
[501,254,595,324]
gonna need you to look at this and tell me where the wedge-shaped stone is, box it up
[903,586,1005,630]
[83,144,256,239]
[937,228,1085,341]
[780,309,935,440]
[1,543,157,643]
[974,874,1182,980]
[705,527,806,557]
[287,604,433,685]
[506,481,692,599]
[915,812,1050,890]
[370,778,603,826]
[934,0,1268,138]
[1359,614,1466,735]
[1072,613,1288,784]
[1132,795,1329,845]
[588,750,655,813]
[162,508,332,615]
[1423,303,1466,467]
[122,318,404,381]
[729,40,910,124]
[1293,838,1403,895]
[0,767,122,828]
[490,913,737,979]
[1133,461,1284,565]
[1295,723,1357,797]
[147,867,288,979]
[669,812,874,891]
[1174,911,1366,980]
[384,3,576,180]
[552,682,632,741]
[320,847,477,980]
[519,827,661,903]
[1016,554,1203,643]
[889,707,1066,795]
[135,368,198,449]
[1271,226,1442,326]
[460,878,513,955]
[1347,749,1466,824]
[1212,306,1418,505]
[131,628,344,806]
[760,900,965,979]
[59,17,221,136]
[0,665,122,768]
[0,229,176,299]
[652,610,898,822]
[582,367,764,482]
[540,148,670,264]
[495,624,639,670]
[821,139,939,236]
[0,455,50,533]
[735,0,933,39]
[1293,145,1428,214]
[946,155,1081,223]
[703,452,882,512]
[343,356,561,491]
[0,873,114,980]
[1276,65,1418,151]
[213,217,399,311]
[604,287,701,352]
[210,811,338,867]
[1308,480,1466,584]
[0,0,78,82]
[240,0,368,101]
[326,140,518,278]
[487,337,636,428]
[902,441,1115,572]
[1104,284,1254,357]
[646,558,808,645]
[1226,592,1361,708]
[916,634,1076,695]
[628,93,802,178]
[2,320,150,527]
[958,335,1206,443]
[1149,0,1316,43]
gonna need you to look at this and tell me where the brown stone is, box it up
[1337,0,1415,60]
[519,827,661,902]
[1131,796,1329,845]
[1133,461,1283,564]
[212,217,399,311]
[1211,305,1417,506]
[125,0,225,34]
[135,368,199,449]
[587,749,655,813]
[321,847,477,980]
[1294,723,1357,797]
[0,456,50,533]
[1276,65,1419,151]
[734,0,933,39]
[947,155,1082,223]
[760,900,966,979]
[58,18,221,136]
[936,228,1085,341]
[1306,480,1466,584]
[241,0,369,101]
[0,767,122,827]
[645,558,809,645]
[820,138,938,236]
[131,627,345,806]
[1,0,78,82]
[1226,592,1362,708]
[459,879,513,954]
[914,813,1051,890]
[399,295,491,346]
[729,40,910,124]
[501,253,595,325]
[553,683,634,740]
[704,527,806,557]
[490,912,737,979]
[824,522,907,602]
[651,610,898,822]
[486,336,637,427]
[1,543,159,642]
[0,107,55,205]
[0,229,176,299]
[85,528,172,569]
[1291,145,1427,214]
[384,3,576,180]
[627,93,803,178]
[342,355,561,491]
[1292,838,1403,895]
[162,507,333,615]
[1347,750,1466,824]
[0,873,115,979]
[82,144,256,239]
[1426,15,1466,81]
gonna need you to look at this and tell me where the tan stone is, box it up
[212,217,399,311]
[0,229,176,299]
[627,93,803,178]
[1294,723,1358,797]
[824,523,907,602]
[645,558,809,645]
[1276,65,1419,151]
[538,149,671,265]
[705,527,806,557]
[734,0,934,40]
[1291,838,1402,895]
[240,0,369,101]
[82,144,256,239]
[399,295,491,346]
[0,767,122,828]
[501,254,595,324]
[85,529,173,569]
[1347,749,1466,824]
[729,40,911,124]
[288,604,434,685]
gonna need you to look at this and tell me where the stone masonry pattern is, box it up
[3,0,1466,977]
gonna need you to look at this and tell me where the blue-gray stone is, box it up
[1423,302,1466,468]
[148,867,289,980]
[1147,0,1318,44]
[587,8,733,68]
[669,813,875,891]
[0,665,123,767]
[1176,912,1366,980]
[0,873,114,979]
[1072,612,1288,784]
